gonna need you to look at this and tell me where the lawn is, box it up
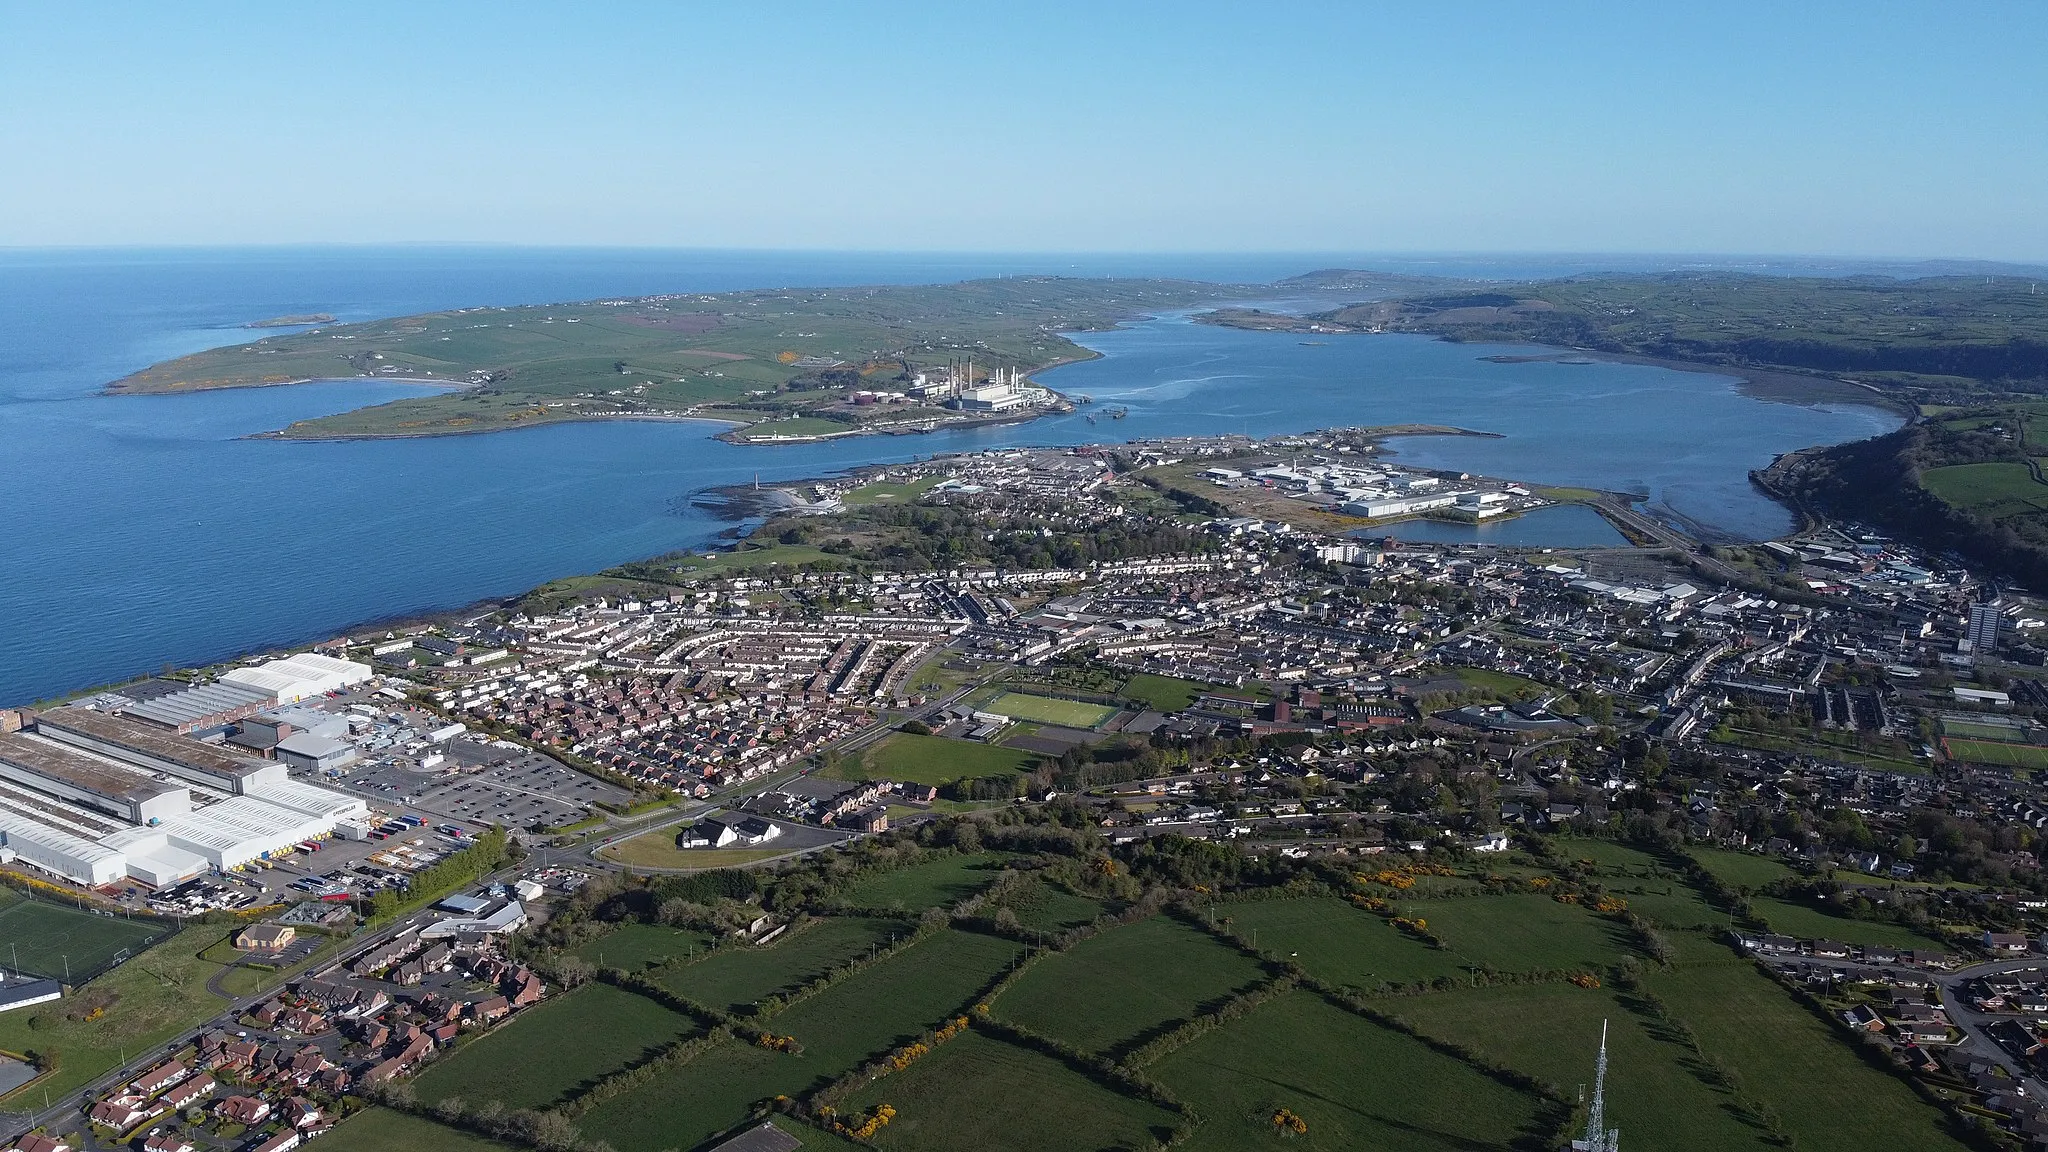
[846,1029,1177,1152]
[1945,737,2048,770]
[0,923,235,1104]
[1215,897,1467,988]
[1554,839,1668,876]
[993,916,1268,1058]
[854,732,1041,786]
[1747,897,1947,949]
[318,1107,517,1152]
[1920,462,2048,519]
[1403,894,1630,972]
[583,929,1021,1152]
[597,833,789,870]
[843,476,941,505]
[1449,666,1551,699]
[843,853,1009,912]
[657,916,905,1012]
[571,923,716,970]
[1647,962,1972,1152]
[1118,672,1210,712]
[0,896,168,982]
[413,981,699,1110]
[1153,991,1545,1152]
[980,692,1117,729]
[1687,847,1794,891]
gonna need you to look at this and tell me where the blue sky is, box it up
[2,2,2042,256]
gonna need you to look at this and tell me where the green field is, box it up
[1118,672,1211,712]
[1687,847,1794,891]
[1747,897,1947,950]
[1216,897,1467,988]
[1945,737,2048,770]
[986,877,1113,934]
[843,476,942,505]
[657,916,904,1012]
[597,833,790,870]
[1447,666,1551,699]
[1153,991,1545,1152]
[847,1029,1177,1152]
[1647,954,1970,1152]
[981,692,1117,729]
[0,923,238,1103]
[318,1107,517,1152]
[1921,462,2048,519]
[853,732,1041,785]
[571,922,715,970]
[993,916,1267,1058]
[1401,893,1629,972]
[412,981,699,1110]
[0,894,168,981]
[1940,716,2043,743]
[843,853,1009,912]
[582,929,1020,1152]
[1395,983,1780,1152]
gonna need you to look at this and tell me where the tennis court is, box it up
[0,892,168,982]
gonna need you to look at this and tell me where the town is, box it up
[6,429,2048,1152]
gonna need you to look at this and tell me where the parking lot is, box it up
[339,741,630,831]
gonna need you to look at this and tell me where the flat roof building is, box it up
[117,681,274,734]
[0,809,127,887]
[35,707,284,795]
[0,733,190,824]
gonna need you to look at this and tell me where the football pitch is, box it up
[0,892,168,982]
[1944,738,2048,771]
[983,692,1116,729]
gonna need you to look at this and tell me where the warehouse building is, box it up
[115,680,275,733]
[35,706,285,795]
[0,809,127,887]
[220,654,372,705]
[0,734,190,824]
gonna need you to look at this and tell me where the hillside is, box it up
[110,277,1267,440]
[1208,272,2048,405]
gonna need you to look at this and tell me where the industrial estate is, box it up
[10,267,2048,1152]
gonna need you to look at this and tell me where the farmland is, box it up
[1153,991,1546,1152]
[319,1107,517,1152]
[1216,897,1467,988]
[991,916,1267,1057]
[1746,896,1948,950]
[655,916,905,1012]
[570,922,715,970]
[412,981,700,1110]
[842,853,1009,912]
[1688,847,1795,891]
[1398,893,1628,972]
[844,1030,1176,1152]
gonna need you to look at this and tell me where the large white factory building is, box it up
[0,705,367,888]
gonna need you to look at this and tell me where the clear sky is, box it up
[2,1,2042,257]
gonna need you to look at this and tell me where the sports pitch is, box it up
[983,692,1117,729]
[1945,738,2048,771]
[0,892,168,982]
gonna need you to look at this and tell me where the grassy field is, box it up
[846,1029,1177,1152]
[1747,897,1947,949]
[986,877,1113,934]
[412,981,700,1110]
[1940,716,2044,743]
[843,476,942,505]
[843,853,1008,912]
[1687,847,1795,891]
[0,924,235,1103]
[0,894,168,982]
[1921,462,2048,519]
[1403,894,1629,972]
[1215,897,1468,988]
[853,732,1041,786]
[1394,982,1779,1152]
[1945,737,2048,770]
[657,916,904,1012]
[318,1107,517,1152]
[583,929,1021,1152]
[1647,960,1971,1152]
[1447,666,1551,699]
[571,923,716,970]
[1118,672,1211,712]
[1153,991,1546,1152]
[981,692,1117,729]
[993,916,1267,1058]
[596,833,790,870]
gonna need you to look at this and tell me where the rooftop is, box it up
[0,732,186,804]
[36,707,271,780]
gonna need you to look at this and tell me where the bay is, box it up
[0,249,1900,705]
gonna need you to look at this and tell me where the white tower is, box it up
[1572,1020,1620,1152]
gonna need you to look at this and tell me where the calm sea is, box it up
[0,248,1900,705]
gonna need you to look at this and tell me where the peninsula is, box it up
[109,277,1280,443]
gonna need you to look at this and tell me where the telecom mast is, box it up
[1572,1020,1621,1152]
